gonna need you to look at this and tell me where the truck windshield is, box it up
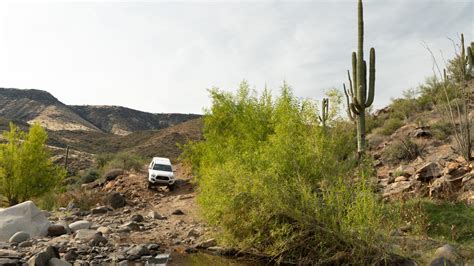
[153,164,172,172]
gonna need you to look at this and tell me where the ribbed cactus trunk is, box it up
[356,0,365,155]
[319,98,329,128]
[343,0,376,158]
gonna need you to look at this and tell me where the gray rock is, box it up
[146,244,159,251]
[8,231,30,244]
[196,239,217,249]
[147,211,166,220]
[149,254,169,265]
[416,162,442,181]
[66,202,77,211]
[126,245,150,260]
[47,225,67,237]
[69,221,91,233]
[90,207,110,215]
[171,209,184,215]
[27,246,59,266]
[0,258,21,266]
[89,233,107,247]
[123,222,140,232]
[74,230,98,242]
[96,226,111,235]
[18,240,33,248]
[0,201,50,242]
[47,258,72,266]
[63,250,78,262]
[130,214,144,223]
[105,193,126,209]
[103,169,124,181]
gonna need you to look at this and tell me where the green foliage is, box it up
[183,82,393,263]
[0,123,65,206]
[431,121,454,140]
[394,199,474,245]
[80,168,100,184]
[382,139,424,163]
[379,118,403,136]
[423,201,474,244]
[97,152,144,172]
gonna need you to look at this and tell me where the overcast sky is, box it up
[0,0,472,114]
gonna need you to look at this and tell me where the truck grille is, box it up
[156,176,169,181]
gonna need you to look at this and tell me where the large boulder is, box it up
[0,201,51,242]
[103,169,124,181]
[416,162,442,182]
[105,192,126,209]
[8,231,30,244]
[68,221,91,233]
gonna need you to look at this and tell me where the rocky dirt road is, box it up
[0,165,223,265]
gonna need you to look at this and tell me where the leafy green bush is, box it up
[182,82,393,263]
[379,118,403,136]
[0,123,66,206]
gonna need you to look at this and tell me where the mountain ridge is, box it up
[0,87,201,135]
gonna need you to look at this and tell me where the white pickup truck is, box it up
[147,157,175,191]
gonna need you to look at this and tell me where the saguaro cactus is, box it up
[319,98,329,127]
[460,34,474,78]
[343,0,376,157]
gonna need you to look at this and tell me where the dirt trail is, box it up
[101,164,210,250]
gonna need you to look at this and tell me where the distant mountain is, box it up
[70,105,200,135]
[0,88,100,132]
[0,88,201,135]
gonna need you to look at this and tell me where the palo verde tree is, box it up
[0,123,65,206]
[343,0,376,157]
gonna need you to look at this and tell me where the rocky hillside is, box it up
[0,88,201,135]
[0,88,99,132]
[70,105,200,135]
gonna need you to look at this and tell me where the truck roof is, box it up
[152,157,171,164]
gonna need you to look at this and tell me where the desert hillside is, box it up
[0,88,100,132]
[0,88,201,135]
[70,105,200,135]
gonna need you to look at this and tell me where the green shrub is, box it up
[431,121,454,140]
[96,153,115,169]
[80,168,100,184]
[0,123,66,206]
[96,152,144,172]
[183,82,393,263]
[379,118,403,136]
[103,152,144,172]
[383,139,424,163]
[38,192,58,211]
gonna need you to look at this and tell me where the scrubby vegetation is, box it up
[0,123,66,206]
[183,82,399,264]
